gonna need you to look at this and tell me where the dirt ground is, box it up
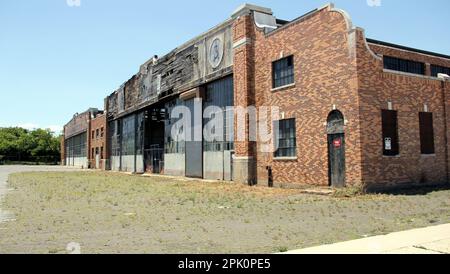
[0,171,449,254]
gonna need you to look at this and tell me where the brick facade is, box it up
[63,4,449,189]
[232,4,449,189]
[89,113,108,170]
[356,29,450,189]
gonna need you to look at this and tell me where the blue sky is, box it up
[0,0,449,134]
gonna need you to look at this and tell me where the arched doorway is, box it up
[327,110,346,188]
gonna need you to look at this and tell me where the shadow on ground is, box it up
[371,183,450,196]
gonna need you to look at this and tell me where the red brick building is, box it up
[89,112,108,170]
[63,3,450,190]
[231,4,450,190]
[61,108,104,169]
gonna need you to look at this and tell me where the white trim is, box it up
[271,83,296,92]
[367,41,450,62]
[232,156,254,160]
[328,4,354,32]
[273,157,298,161]
[383,69,439,80]
[357,28,383,61]
[233,37,251,49]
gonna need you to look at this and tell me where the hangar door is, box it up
[185,98,203,178]
[203,76,234,181]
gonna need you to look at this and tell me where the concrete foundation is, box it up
[121,155,135,173]
[233,156,256,185]
[164,154,185,176]
[66,157,88,169]
[111,156,121,171]
[136,155,144,173]
[204,152,224,180]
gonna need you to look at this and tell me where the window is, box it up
[419,112,435,154]
[92,130,95,140]
[121,116,136,156]
[383,56,425,75]
[382,110,399,156]
[272,56,295,89]
[100,127,104,138]
[66,132,87,158]
[431,65,450,77]
[274,118,297,158]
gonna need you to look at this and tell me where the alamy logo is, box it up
[367,0,382,7]
[66,0,81,7]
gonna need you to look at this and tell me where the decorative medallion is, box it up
[209,37,224,69]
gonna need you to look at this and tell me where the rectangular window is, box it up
[382,110,399,156]
[96,129,100,139]
[383,56,425,75]
[92,130,95,140]
[274,118,297,158]
[272,56,295,89]
[101,127,104,138]
[431,65,450,77]
[419,112,435,154]
[121,115,136,156]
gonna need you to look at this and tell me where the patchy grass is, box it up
[0,172,449,254]
[333,185,366,198]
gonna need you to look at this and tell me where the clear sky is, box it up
[0,0,449,134]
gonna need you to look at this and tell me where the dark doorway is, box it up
[327,110,346,188]
[185,98,203,178]
[143,107,165,174]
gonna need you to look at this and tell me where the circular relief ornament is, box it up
[209,37,224,69]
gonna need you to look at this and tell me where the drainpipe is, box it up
[438,74,450,183]
[266,166,274,188]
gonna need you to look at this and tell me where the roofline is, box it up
[367,38,450,60]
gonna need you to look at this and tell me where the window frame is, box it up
[274,118,297,158]
[383,56,425,75]
[272,55,295,89]
[430,65,450,77]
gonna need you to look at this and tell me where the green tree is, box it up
[0,127,60,163]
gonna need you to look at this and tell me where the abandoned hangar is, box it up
[62,3,450,190]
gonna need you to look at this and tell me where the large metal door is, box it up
[185,98,203,178]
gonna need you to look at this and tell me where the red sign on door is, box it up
[333,139,342,148]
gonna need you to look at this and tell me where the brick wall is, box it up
[356,29,450,189]
[89,114,107,170]
[233,4,449,189]
[232,12,258,184]
[238,5,363,187]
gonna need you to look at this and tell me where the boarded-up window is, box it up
[382,110,399,156]
[419,112,435,154]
